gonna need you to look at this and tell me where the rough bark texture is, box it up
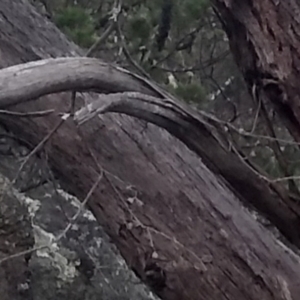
[2,57,300,250]
[1,1,300,300]
[213,0,300,142]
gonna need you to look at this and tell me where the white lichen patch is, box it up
[15,192,41,217]
[54,253,77,284]
[32,224,57,255]
[57,188,96,221]
[57,188,81,208]
[32,224,78,282]
[94,237,102,248]
[82,210,96,221]
[71,224,79,231]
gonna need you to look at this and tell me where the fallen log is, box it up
[0,1,300,299]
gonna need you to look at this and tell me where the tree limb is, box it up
[1,57,300,248]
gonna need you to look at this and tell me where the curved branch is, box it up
[0,57,159,108]
[1,57,300,248]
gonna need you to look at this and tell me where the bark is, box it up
[1,1,300,300]
[2,57,300,250]
[212,0,300,142]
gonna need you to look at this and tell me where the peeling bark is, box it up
[0,1,300,300]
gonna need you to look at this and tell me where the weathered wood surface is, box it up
[0,1,300,299]
[213,0,300,142]
[1,56,300,249]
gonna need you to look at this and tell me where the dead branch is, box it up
[0,57,300,248]
[0,57,160,108]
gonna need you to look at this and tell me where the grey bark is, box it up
[1,56,300,251]
[1,1,300,300]
[212,0,300,143]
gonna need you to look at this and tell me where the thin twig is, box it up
[69,1,123,123]
[0,109,54,118]
[86,0,122,58]
[199,110,300,146]
[105,172,207,270]
[55,172,103,242]
[115,9,150,79]
[0,245,50,265]
[272,176,300,183]
[0,171,103,265]
[1,118,66,202]
[251,93,261,133]
[11,119,65,186]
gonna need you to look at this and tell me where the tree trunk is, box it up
[213,0,300,142]
[1,1,300,300]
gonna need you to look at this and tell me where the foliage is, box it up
[54,6,96,47]
[171,82,206,105]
